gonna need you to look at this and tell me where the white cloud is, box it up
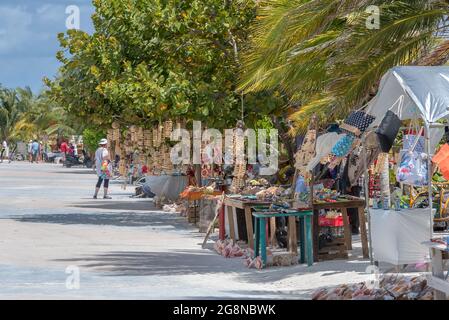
[0,6,33,54]
[0,1,94,91]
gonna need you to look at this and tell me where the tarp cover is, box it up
[371,208,431,265]
[366,66,449,124]
[144,175,188,202]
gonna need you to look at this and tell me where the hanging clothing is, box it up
[294,129,317,179]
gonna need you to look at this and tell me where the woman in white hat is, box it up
[94,138,112,199]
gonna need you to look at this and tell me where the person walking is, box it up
[31,140,40,163]
[0,140,9,163]
[93,138,112,199]
[38,141,43,162]
[27,140,33,162]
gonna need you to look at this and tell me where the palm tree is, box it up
[0,87,29,142]
[239,0,449,132]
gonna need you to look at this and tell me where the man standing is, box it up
[31,140,40,163]
[93,138,112,199]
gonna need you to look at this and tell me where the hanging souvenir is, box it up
[340,111,376,137]
[376,110,401,152]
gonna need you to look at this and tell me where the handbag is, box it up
[403,117,425,153]
[396,128,428,186]
[340,111,376,137]
[376,110,401,152]
[396,151,428,186]
[404,132,425,153]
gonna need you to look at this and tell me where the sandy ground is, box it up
[0,162,381,299]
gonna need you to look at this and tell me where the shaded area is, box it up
[52,248,371,287]
[71,200,156,212]
[11,212,192,230]
[53,169,95,175]
[54,250,244,277]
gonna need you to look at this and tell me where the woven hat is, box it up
[99,138,108,145]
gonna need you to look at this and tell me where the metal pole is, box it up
[425,122,434,241]
[362,135,374,265]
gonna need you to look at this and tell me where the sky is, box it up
[0,0,95,93]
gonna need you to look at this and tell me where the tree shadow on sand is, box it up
[11,211,194,230]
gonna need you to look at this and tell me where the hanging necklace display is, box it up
[295,115,317,180]
[163,120,173,140]
[231,120,246,193]
[137,127,144,151]
[144,129,152,150]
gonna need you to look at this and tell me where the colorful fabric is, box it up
[432,144,449,180]
[100,160,111,179]
[341,111,376,136]
[403,134,425,153]
[396,151,428,186]
[331,134,355,157]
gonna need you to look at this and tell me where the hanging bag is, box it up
[376,96,403,153]
[403,118,425,153]
[340,110,376,137]
[396,127,428,186]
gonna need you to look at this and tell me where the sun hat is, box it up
[99,138,108,145]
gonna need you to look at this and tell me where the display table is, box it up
[312,199,369,261]
[180,190,222,225]
[253,210,314,267]
[422,241,449,300]
[223,197,272,249]
[371,208,432,265]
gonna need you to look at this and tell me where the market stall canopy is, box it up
[366,66,449,124]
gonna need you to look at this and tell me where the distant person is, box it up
[68,143,74,156]
[38,141,44,162]
[93,138,112,199]
[27,140,33,162]
[60,140,68,162]
[72,142,78,157]
[0,140,9,163]
[31,140,40,163]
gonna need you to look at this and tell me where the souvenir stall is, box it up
[358,66,449,269]
[294,120,370,262]
[182,120,315,269]
[361,66,449,299]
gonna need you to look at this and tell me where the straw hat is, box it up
[99,138,108,145]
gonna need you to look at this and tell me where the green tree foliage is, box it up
[239,0,449,132]
[46,0,282,130]
[82,127,106,153]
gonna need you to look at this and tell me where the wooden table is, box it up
[223,197,272,249]
[422,241,449,300]
[180,190,222,224]
[253,210,314,267]
[312,198,369,261]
